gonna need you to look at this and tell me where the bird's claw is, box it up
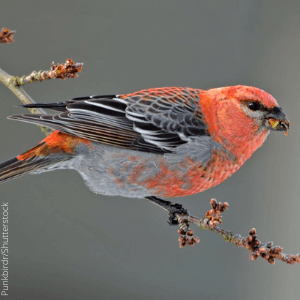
[166,203,200,248]
[145,197,199,247]
[167,203,189,226]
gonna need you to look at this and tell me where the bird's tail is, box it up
[0,130,89,183]
[0,153,63,183]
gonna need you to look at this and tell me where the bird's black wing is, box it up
[9,87,209,154]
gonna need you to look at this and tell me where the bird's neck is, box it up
[224,129,270,164]
[199,90,270,162]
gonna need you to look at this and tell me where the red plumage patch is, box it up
[17,131,91,161]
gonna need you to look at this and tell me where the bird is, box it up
[0,85,289,225]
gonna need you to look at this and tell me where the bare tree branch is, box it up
[0,68,51,135]
[0,59,83,135]
[0,27,15,44]
[13,59,83,86]
[174,199,300,265]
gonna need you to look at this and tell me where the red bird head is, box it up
[200,85,290,160]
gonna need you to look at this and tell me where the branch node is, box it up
[205,198,229,227]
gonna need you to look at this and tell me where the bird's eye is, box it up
[248,101,260,111]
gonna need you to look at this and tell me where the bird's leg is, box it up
[145,196,200,247]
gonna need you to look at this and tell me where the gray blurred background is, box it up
[1,1,300,299]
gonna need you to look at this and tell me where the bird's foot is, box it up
[145,196,200,248]
[166,202,189,226]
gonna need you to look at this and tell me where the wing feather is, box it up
[11,87,209,154]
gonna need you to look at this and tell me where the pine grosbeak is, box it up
[0,86,289,218]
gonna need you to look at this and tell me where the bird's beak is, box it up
[265,107,290,133]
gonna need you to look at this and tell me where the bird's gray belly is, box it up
[69,137,217,198]
[69,143,166,198]
[31,136,221,199]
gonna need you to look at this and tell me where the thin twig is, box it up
[13,59,83,86]
[0,68,51,135]
[0,59,83,135]
[0,28,15,44]
[176,199,300,265]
